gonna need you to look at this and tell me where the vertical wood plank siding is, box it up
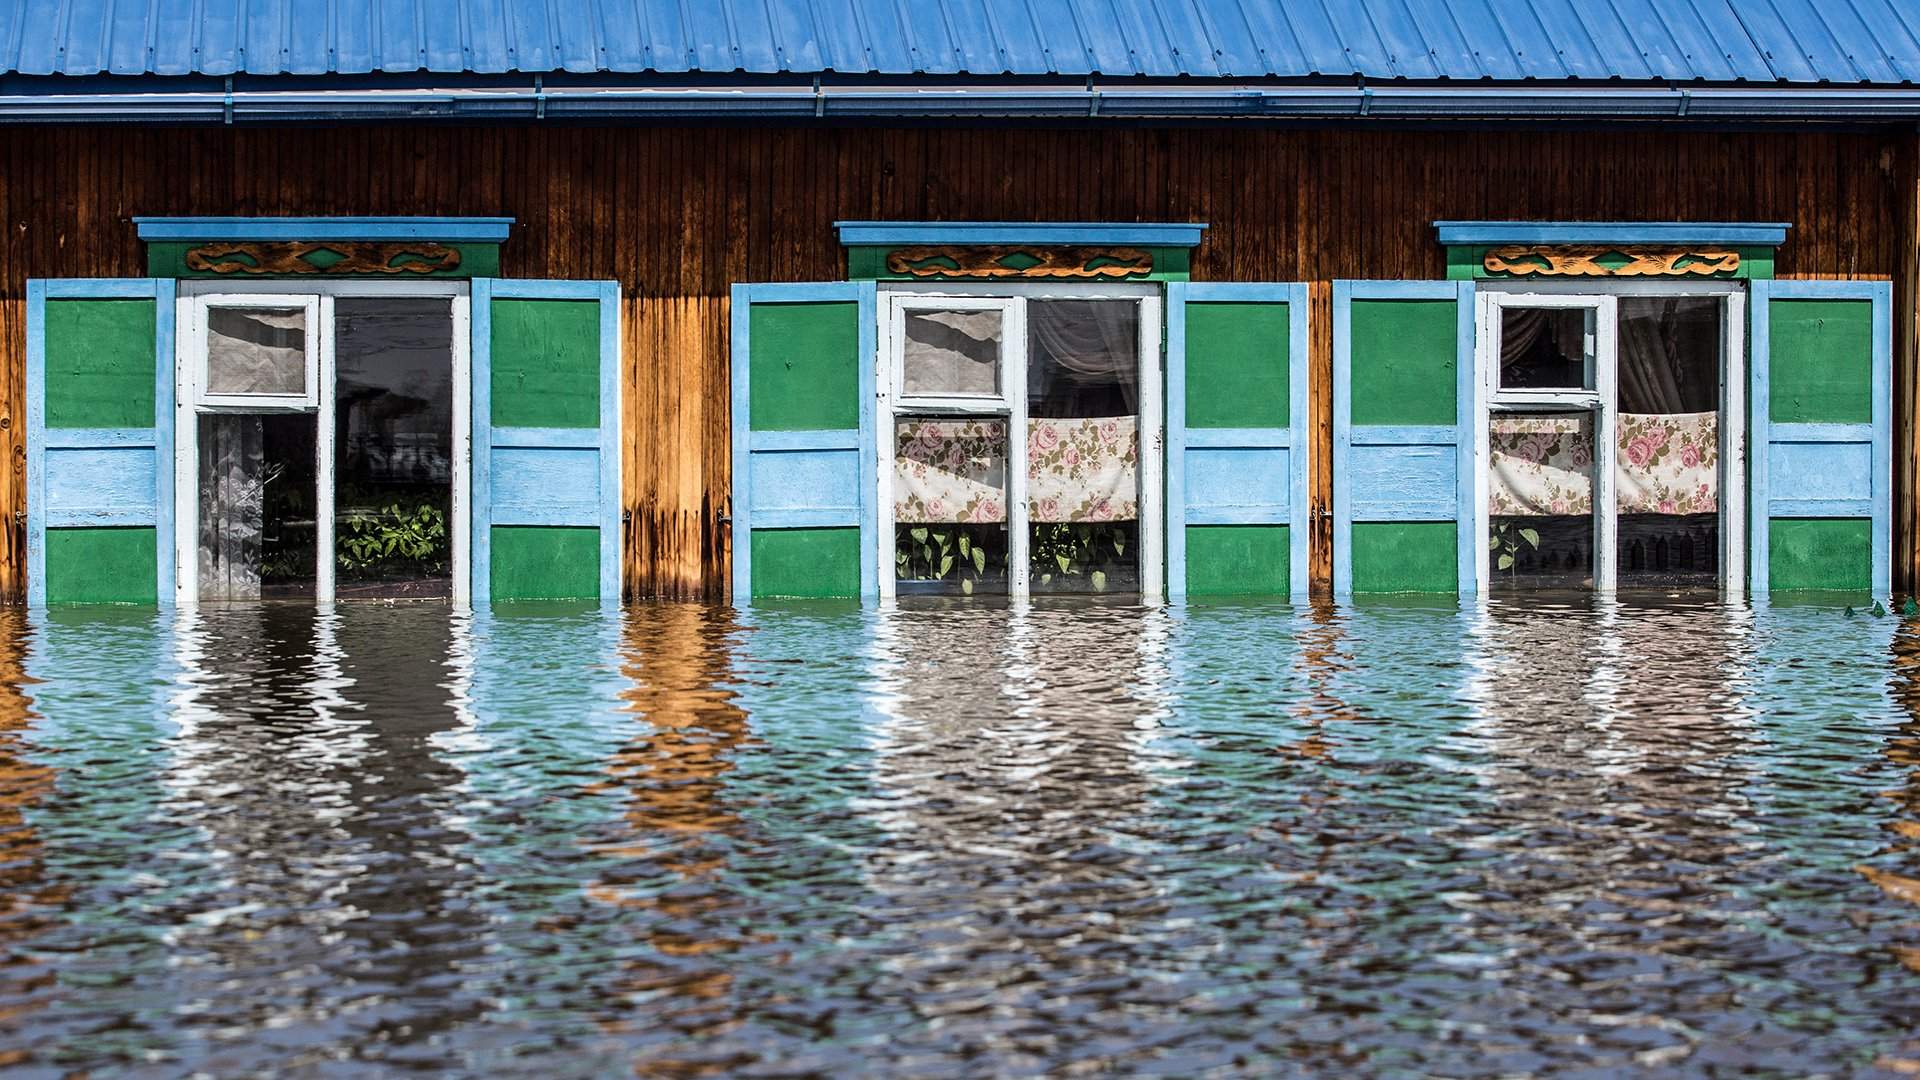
[0,127,1907,600]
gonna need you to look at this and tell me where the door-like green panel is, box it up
[1185,525,1289,596]
[748,302,860,431]
[1769,299,1872,424]
[490,526,600,600]
[1351,522,1458,594]
[46,527,157,604]
[1768,518,1871,593]
[489,299,600,428]
[1184,302,1290,429]
[44,300,156,429]
[750,527,861,599]
[1349,299,1456,427]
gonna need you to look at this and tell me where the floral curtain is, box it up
[894,417,1138,524]
[1490,411,1718,516]
[1026,417,1138,522]
[893,420,1007,524]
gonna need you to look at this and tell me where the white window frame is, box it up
[876,282,1163,602]
[173,279,472,607]
[188,292,323,409]
[1473,280,1745,596]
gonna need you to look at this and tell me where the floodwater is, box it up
[1,597,1918,1077]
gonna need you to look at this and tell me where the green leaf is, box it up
[1518,528,1540,549]
[972,546,986,573]
[1114,535,1125,556]
[1497,553,1515,570]
[1056,553,1070,573]
[961,577,974,595]
[958,534,970,557]
[1091,570,1107,592]
[910,527,928,543]
[939,554,954,577]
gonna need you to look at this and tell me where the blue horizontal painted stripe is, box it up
[835,221,1207,247]
[491,506,601,527]
[482,279,606,300]
[490,426,601,449]
[1771,499,1875,518]
[1186,505,1288,526]
[1184,427,1289,449]
[1340,280,1460,301]
[46,507,156,527]
[734,282,866,303]
[1350,425,1457,446]
[1434,221,1791,246]
[133,216,514,242]
[1352,500,1455,522]
[1769,422,1875,444]
[750,429,861,452]
[42,427,157,448]
[751,508,862,529]
[41,279,164,298]
[1765,282,1887,301]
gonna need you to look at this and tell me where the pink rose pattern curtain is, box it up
[1490,412,1718,516]
[894,417,1137,524]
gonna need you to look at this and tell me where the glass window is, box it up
[892,418,1009,595]
[1488,410,1595,589]
[198,412,318,600]
[333,298,456,600]
[206,306,310,398]
[1026,301,1140,594]
[1615,296,1720,586]
[1499,307,1590,392]
[902,308,1001,397]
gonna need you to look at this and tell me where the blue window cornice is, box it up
[134,216,515,243]
[1434,221,1791,247]
[835,221,1207,247]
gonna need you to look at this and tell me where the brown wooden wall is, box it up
[0,125,1910,601]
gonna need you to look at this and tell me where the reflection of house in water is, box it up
[0,611,59,1068]
[157,608,489,1064]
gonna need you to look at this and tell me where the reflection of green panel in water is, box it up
[46,527,157,605]
[1186,525,1288,596]
[491,526,600,601]
[1768,518,1871,594]
[1351,522,1456,594]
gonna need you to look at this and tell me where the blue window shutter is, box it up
[729,282,877,602]
[1749,280,1891,598]
[470,278,623,605]
[26,278,176,606]
[1166,281,1310,601]
[1332,280,1477,598]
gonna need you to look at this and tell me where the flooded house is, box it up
[0,0,1913,607]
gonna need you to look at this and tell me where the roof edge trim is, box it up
[836,221,1209,247]
[133,216,517,242]
[1434,221,1792,246]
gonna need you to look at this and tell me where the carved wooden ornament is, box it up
[1484,246,1740,277]
[185,241,463,275]
[886,245,1152,279]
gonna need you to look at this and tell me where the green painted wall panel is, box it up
[1186,525,1288,596]
[1351,521,1458,594]
[44,300,155,429]
[749,302,860,431]
[490,299,600,429]
[1349,299,1456,427]
[46,527,157,604]
[1185,302,1289,429]
[146,241,500,278]
[1768,518,1871,593]
[490,526,600,600]
[1769,299,1872,424]
[750,527,861,598]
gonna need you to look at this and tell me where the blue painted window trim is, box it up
[1434,221,1790,247]
[835,221,1207,248]
[729,281,879,604]
[26,277,176,606]
[134,217,515,243]
[1165,281,1309,602]
[1332,279,1477,599]
[1748,278,1891,599]
[470,277,623,606]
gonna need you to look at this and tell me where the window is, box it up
[1476,283,1741,593]
[879,286,1162,599]
[177,282,470,604]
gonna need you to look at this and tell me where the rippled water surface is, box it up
[2,598,1919,1076]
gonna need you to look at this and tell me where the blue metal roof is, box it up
[3,0,1918,85]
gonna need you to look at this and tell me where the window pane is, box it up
[893,418,1009,595]
[1500,307,1589,391]
[1616,296,1721,587]
[1489,410,1594,588]
[1026,300,1140,594]
[902,309,1000,396]
[207,307,307,396]
[198,412,317,600]
[333,298,455,600]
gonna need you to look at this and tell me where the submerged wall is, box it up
[0,125,1907,601]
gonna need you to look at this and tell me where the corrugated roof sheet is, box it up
[2,0,1917,85]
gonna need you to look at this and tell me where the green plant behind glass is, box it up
[897,526,997,594]
[338,501,449,576]
[1031,522,1129,592]
[1492,520,1540,579]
